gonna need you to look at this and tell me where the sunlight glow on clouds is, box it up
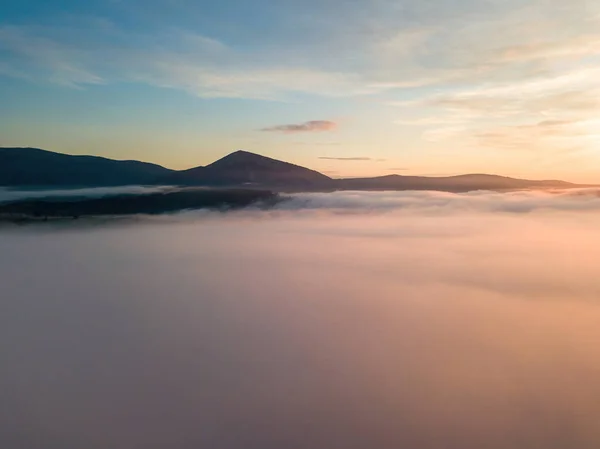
[3,192,600,448]
[262,120,337,133]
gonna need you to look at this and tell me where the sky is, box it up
[1,0,600,181]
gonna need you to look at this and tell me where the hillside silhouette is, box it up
[0,147,580,192]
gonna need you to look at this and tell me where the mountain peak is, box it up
[231,149,255,156]
[176,150,332,187]
[223,149,255,158]
[208,150,278,167]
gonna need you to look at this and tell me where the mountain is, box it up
[166,150,332,188]
[0,147,173,187]
[0,147,583,192]
[336,173,577,192]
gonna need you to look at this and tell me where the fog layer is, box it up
[2,190,600,449]
[0,186,173,203]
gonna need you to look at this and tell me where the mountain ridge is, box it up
[0,147,584,192]
[0,147,173,187]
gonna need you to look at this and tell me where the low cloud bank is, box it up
[4,187,600,216]
[2,190,600,448]
[279,188,600,213]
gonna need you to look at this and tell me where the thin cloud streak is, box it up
[1,0,599,99]
[293,142,341,146]
[319,157,375,161]
[262,120,337,133]
[392,65,600,153]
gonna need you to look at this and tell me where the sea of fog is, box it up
[2,189,600,449]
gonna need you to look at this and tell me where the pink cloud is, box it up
[262,120,337,133]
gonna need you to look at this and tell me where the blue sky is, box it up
[1,0,600,180]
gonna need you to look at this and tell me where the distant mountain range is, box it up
[0,147,171,186]
[0,147,583,192]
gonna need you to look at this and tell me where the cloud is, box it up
[262,120,337,133]
[318,157,374,161]
[4,190,600,448]
[0,25,104,87]
[0,186,174,204]
[275,189,600,214]
[293,142,341,146]
[393,64,600,153]
[1,0,599,101]
[0,24,370,99]
[495,34,600,63]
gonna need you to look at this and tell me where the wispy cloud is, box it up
[293,142,341,146]
[0,0,599,105]
[262,120,337,133]
[393,63,600,154]
[319,157,374,161]
[0,25,104,87]
[0,24,368,99]
[380,2,600,156]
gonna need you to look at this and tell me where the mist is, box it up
[2,190,600,449]
[0,186,174,203]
